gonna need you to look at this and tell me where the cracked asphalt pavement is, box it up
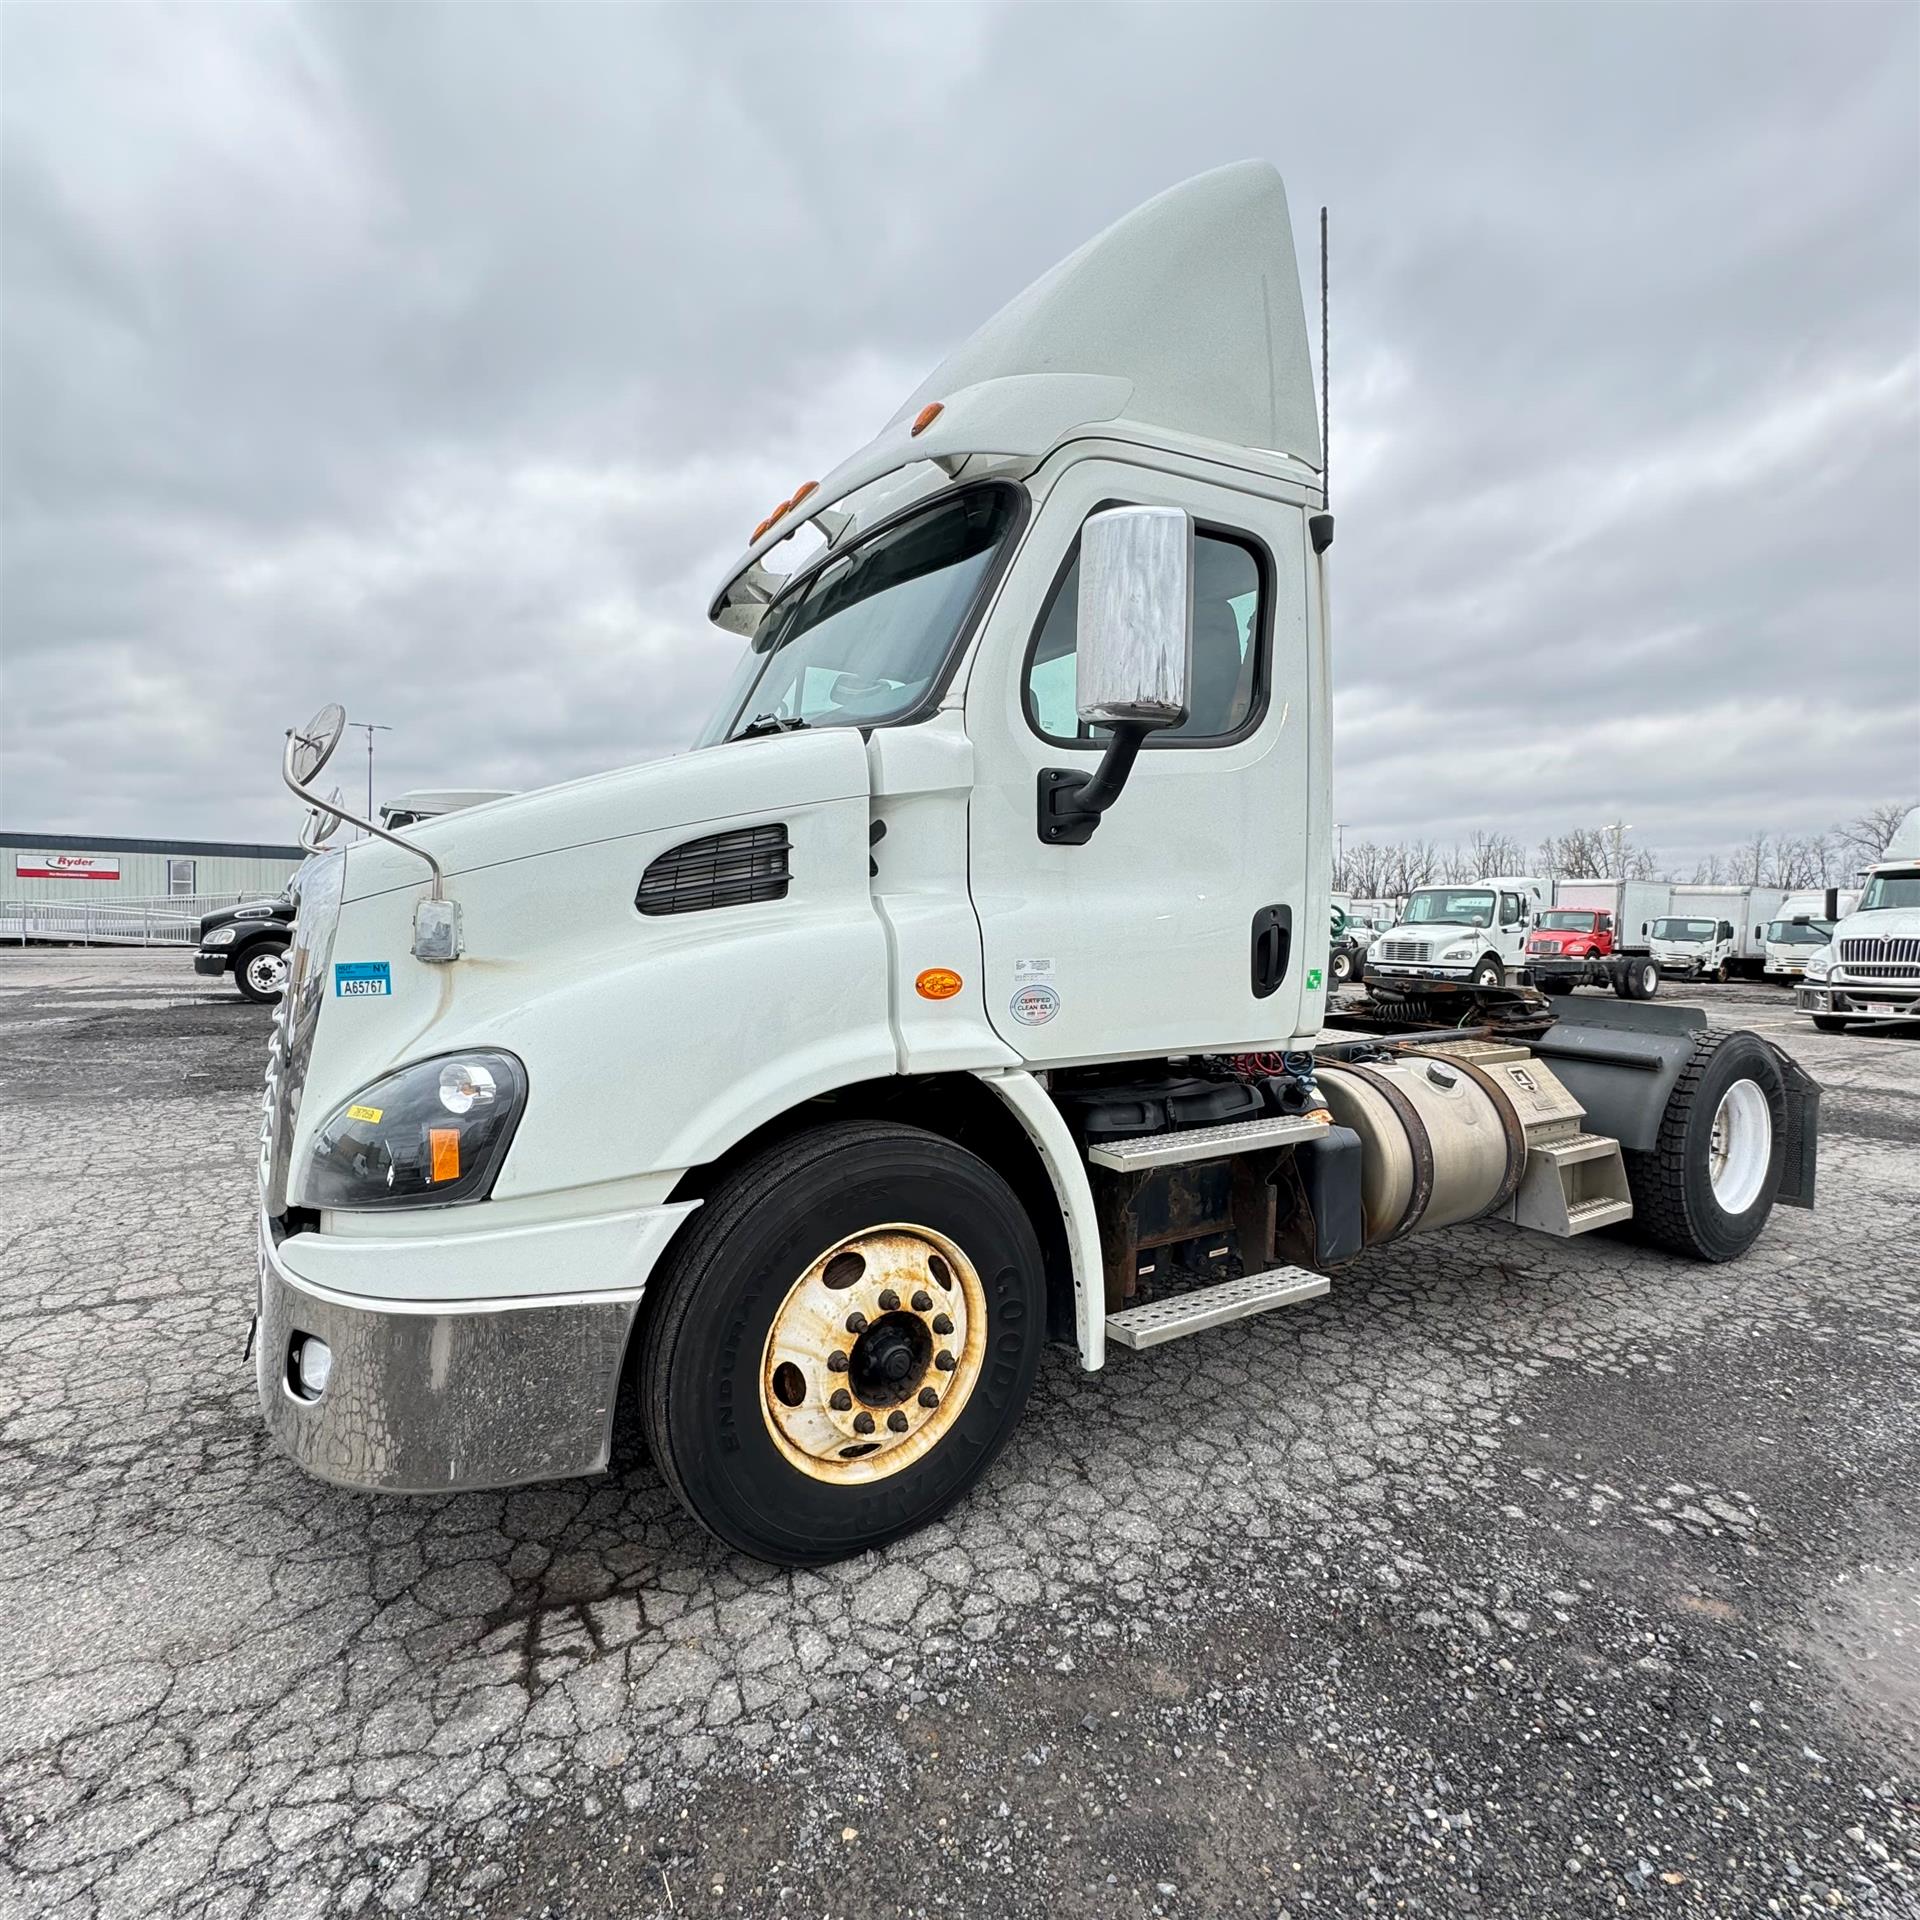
[1,950,1915,1918]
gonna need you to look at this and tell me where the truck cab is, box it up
[1764,889,1858,982]
[1798,810,1920,1031]
[1649,915,1734,979]
[250,164,1818,1567]
[1364,878,1544,989]
[1528,907,1615,962]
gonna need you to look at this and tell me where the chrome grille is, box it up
[1377,939,1432,964]
[261,851,344,1215]
[1840,935,1920,978]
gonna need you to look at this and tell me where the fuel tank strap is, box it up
[1319,1060,1433,1243]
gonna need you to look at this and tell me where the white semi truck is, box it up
[1362,877,1548,990]
[253,165,1819,1566]
[1648,885,1787,981]
[1797,808,1920,1031]
[1764,888,1859,983]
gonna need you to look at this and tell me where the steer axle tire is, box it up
[637,1121,1046,1566]
[234,942,291,1004]
[1620,1030,1786,1261]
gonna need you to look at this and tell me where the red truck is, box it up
[1526,907,1660,999]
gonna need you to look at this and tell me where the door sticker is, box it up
[1010,981,1060,1026]
[334,961,392,998]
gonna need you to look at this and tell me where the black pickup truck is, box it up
[193,895,296,1003]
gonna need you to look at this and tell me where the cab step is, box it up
[1087,1112,1330,1172]
[1507,1131,1634,1236]
[1105,1265,1329,1350]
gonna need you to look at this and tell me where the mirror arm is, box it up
[281,731,448,897]
[1035,720,1156,846]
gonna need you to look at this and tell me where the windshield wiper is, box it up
[735,712,810,740]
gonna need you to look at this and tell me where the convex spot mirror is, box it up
[1074,505,1194,731]
[286,703,346,786]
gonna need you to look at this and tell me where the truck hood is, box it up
[335,729,871,904]
[1834,908,1920,943]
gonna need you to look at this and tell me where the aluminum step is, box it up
[1530,1131,1620,1166]
[1105,1266,1329,1350]
[1564,1195,1634,1232]
[1087,1113,1330,1172]
[1508,1131,1633,1236]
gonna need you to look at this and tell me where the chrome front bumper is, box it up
[256,1217,654,1494]
[1796,981,1920,1023]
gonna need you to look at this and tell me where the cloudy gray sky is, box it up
[2,2,1916,876]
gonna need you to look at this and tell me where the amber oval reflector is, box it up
[915,968,963,1001]
[789,480,818,507]
[911,402,944,436]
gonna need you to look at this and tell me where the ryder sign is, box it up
[15,851,121,881]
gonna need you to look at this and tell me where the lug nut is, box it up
[845,1311,868,1335]
[932,1313,953,1336]
[829,1389,852,1412]
[853,1411,875,1435]
[827,1351,849,1373]
[887,1410,909,1433]
[911,1290,932,1312]
[918,1387,939,1409]
[878,1289,900,1311]
[935,1351,956,1372]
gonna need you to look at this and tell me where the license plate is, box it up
[334,961,392,997]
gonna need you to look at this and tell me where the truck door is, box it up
[963,456,1317,1063]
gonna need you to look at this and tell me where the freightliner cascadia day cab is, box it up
[255,165,1821,1566]
[1798,808,1920,1031]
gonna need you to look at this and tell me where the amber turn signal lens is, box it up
[911,402,943,436]
[915,968,964,1001]
[428,1128,461,1183]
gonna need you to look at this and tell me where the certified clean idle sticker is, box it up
[1010,981,1060,1026]
[334,961,392,998]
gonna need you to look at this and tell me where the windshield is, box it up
[696,486,1019,746]
[1767,919,1833,945]
[1401,888,1494,928]
[1538,910,1596,931]
[1652,918,1716,941]
[1860,870,1920,913]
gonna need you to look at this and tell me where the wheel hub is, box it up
[760,1225,987,1483]
[1707,1078,1772,1214]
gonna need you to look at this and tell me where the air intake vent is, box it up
[637,824,790,916]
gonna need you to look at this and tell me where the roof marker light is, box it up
[790,481,818,507]
[911,402,943,436]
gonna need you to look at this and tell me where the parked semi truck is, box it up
[1524,878,1671,998]
[1648,885,1787,981]
[1764,889,1859,983]
[252,165,1819,1566]
[1797,809,1920,1031]
[1362,877,1547,990]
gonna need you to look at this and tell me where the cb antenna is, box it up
[1310,205,1335,554]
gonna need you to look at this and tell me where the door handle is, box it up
[1251,904,1292,999]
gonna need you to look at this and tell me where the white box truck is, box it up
[1524,878,1672,998]
[1648,885,1787,981]
[1764,888,1860,982]
[252,165,1820,1566]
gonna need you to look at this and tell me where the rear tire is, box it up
[1621,1031,1786,1260]
[1332,948,1353,983]
[234,942,290,1004]
[638,1121,1046,1566]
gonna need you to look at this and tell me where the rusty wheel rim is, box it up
[760,1224,987,1484]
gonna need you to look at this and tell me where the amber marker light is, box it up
[915,968,964,1000]
[911,402,944,435]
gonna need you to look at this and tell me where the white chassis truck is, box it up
[254,165,1820,1566]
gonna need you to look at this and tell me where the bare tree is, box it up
[1833,799,1918,874]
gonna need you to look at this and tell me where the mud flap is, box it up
[1769,1043,1820,1209]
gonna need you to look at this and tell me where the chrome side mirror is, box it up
[1039,506,1193,845]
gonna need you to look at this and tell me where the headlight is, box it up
[1440,942,1474,961]
[1803,947,1833,980]
[203,926,238,946]
[299,1050,526,1210]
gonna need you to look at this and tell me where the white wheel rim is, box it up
[1708,1079,1771,1214]
[249,952,288,993]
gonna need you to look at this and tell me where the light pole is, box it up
[1335,821,1350,879]
[350,722,393,833]
[1602,820,1633,878]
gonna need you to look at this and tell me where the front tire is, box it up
[1810,1015,1854,1034]
[1621,1031,1786,1260]
[638,1121,1046,1566]
[1471,957,1503,989]
[234,943,290,1004]
[1332,948,1353,983]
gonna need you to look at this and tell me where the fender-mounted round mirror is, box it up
[286,703,346,786]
